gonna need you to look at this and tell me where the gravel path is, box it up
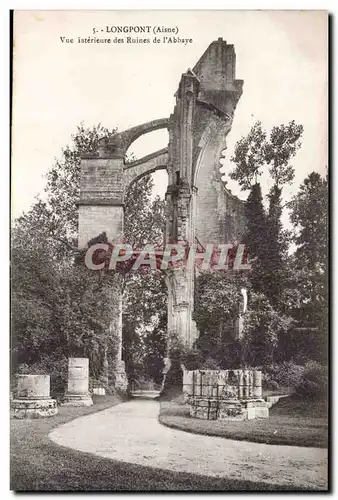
[49,399,327,490]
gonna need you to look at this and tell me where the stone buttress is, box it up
[77,39,246,390]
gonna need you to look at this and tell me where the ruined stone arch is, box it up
[123,148,168,190]
[97,118,170,159]
[77,38,247,390]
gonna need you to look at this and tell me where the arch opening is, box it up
[125,128,169,161]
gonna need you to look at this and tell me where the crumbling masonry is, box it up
[78,39,246,389]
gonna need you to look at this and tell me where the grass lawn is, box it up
[159,394,328,448]
[11,393,305,492]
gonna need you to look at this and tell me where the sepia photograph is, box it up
[10,9,329,492]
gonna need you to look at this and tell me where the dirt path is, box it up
[49,399,327,490]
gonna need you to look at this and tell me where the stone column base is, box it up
[11,398,58,419]
[61,393,93,406]
[115,361,128,392]
[188,397,269,421]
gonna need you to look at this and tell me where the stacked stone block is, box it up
[11,375,58,419]
[183,369,269,421]
[62,358,93,406]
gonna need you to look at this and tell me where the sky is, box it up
[11,10,328,227]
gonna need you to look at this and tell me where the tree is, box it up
[44,123,117,242]
[262,184,290,308]
[288,171,328,363]
[289,171,328,271]
[193,270,248,366]
[264,121,303,188]
[11,201,122,384]
[122,176,167,382]
[229,121,266,190]
[227,120,304,363]
[263,121,303,308]
[12,124,118,378]
[11,205,62,368]
[230,120,303,309]
[241,183,268,295]
[242,291,292,366]
[12,123,169,388]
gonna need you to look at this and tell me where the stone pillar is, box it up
[182,368,194,401]
[238,370,244,399]
[253,370,263,399]
[78,153,124,249]
[78,148,127,393]
[160,357,172,394]
[166,266,198,349]
[11,375,57,419]
[113,294,128,392]
[62,358,93,406]
[245,369,252,399]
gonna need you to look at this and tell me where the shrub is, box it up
[201,357,221,370]
[259,362,304,389]
[296,362,328,400]
[181,349,204,370]
[265,380,279,391]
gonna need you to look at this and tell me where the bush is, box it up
[259,362,304,389]
[181,349,204,370]
[201,357,221,370]
[296,362,328,400]
[265,380,279,391]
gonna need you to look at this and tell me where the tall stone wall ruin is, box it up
[77,39,246,388]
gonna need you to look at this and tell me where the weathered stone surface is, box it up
[103,118,169,159]
[67,358,89,394]
[253,371,263,398]
[78,41,247,390]
[11,374,58,419]
[185,369,268,421]
[61,395,93,407]
[62,358,93,406]
[15,374,51,400]
[124,148,168,189]
[208,409,218,420]
[182,369,194,398]
[254,406,270,419]
[78,204,123,249]
[11,398,58,419]
[218,403,243,421]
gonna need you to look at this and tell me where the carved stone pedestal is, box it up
[185,369,269,421]
[189,396,269,421]
[62,394,93,406]
[11,374,57,419]
[62,358,93,406]
[12,398,58,419]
